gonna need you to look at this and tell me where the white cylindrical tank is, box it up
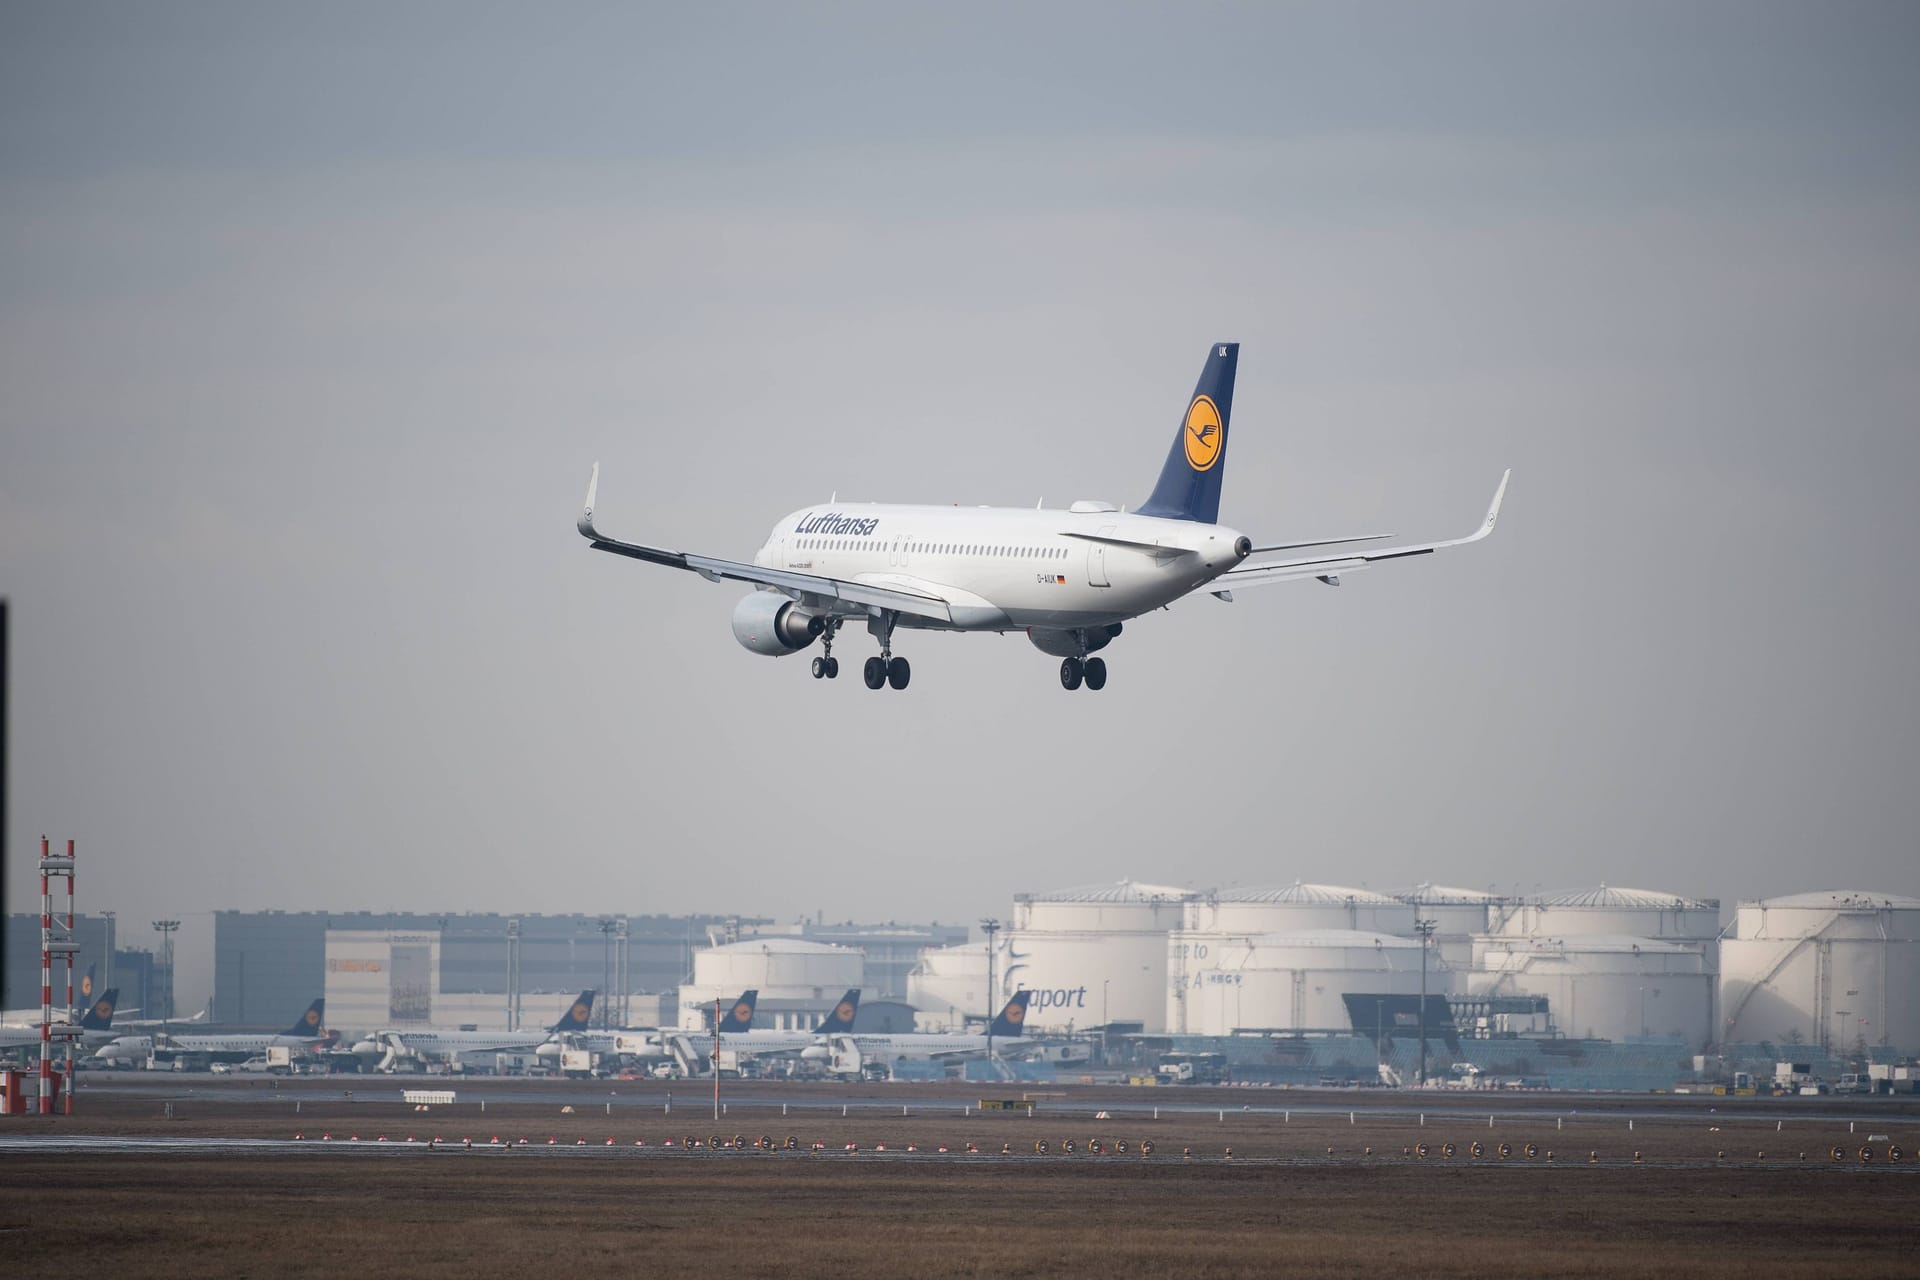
[1183,883,1415,936]
[1718,891,1920,1053]
[1171,930,1449,1036]
[678,939,863,1031]
[1006,882,1191,1032]
[905,942,987,1031]
[1469,934,1714,1048]
[1493,885,1721,946]
[1396,885,1500,970]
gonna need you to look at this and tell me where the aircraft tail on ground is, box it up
[282,998,325,1038]
[549,991,597,1033]
[988,990,1031,1039]
[1136,343,1240,524]
[80,989,120,1031]
[813,989,861,1034]
[717,990,759,1033]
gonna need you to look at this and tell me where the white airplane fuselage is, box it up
[755,503,1249,632]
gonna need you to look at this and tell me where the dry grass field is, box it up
[2,1080,1916,1277]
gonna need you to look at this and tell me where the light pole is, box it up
[980,917,1000,1071]
[1101,979,1110,1064]
[152,920,179,1034]
[598,918,617,1030]
[1414,919,1436,1087]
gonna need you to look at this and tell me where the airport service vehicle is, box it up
[805,992,1033,1077]
[95,998,330,1070]
[350,991,597,1072]
[1155,1051,1228,1085]
[578,343,1508,690]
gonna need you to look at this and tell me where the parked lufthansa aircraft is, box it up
[579,344,1508,691]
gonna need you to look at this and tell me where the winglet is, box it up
[578,462,602,540]
[1472,468,1511,543]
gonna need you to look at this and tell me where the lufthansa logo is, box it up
[94,1001,114,1018]
[731,1002,753,1024]
[834,1002,855,1023]
[571,1003,590,1022]
[1003,1004,1025,1025]
[1183,395,1223,472]
[306,1010,320,1026]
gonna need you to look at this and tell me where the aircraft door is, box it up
[1087,526,1114,587]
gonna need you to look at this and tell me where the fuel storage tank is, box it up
[1006,881,1192,1032]
[1718,891,1920,1054]
[1170,930,1449,1036]
[1183,883,1416,936]
[677,938,863,1031]
[1469,934,1714,1047]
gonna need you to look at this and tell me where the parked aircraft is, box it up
[94,998,329,1069]
[805,991,1032,1076]
[579,343,1507,690]
[349,991,597,1071]
[0,989,122,1053]
[654,988,864,1076]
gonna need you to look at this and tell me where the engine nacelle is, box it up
[1025,623,1121,659]
[731,592,823,656]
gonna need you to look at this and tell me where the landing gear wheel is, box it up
[810,656,826,679]
[1083,657,1107,691]
[1060,657,1084,690]
[824,656,839,679]
[863,656,886,690]
[886,656,911,690]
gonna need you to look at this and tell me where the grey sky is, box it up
[5,3,1918,1008]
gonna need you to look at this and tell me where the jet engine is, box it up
[1025,623,1121,658]
[731,591,824,656]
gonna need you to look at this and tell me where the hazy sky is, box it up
[5,3,1917,1007]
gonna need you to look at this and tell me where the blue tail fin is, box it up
[988,990,1031,1039]
[80,989,119,1030]
[1136,343,1240,523]
[813,989,861,1034]
[717,990,758,1032]
[549,990,596,1033]
[282,998,325,1038]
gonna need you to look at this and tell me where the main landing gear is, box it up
[1059,656,1108,692]
[809,619,842,679]
[861,611,910,691]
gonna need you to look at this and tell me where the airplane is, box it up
[532,988,776,1066]
[350,991,597,1072]
[649,988,866,1077]
[0,989,122,1054]
[803,990,1032,1077]
[95,998,330,1069]
[578,343,1508,691]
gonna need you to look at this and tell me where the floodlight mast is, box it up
[1414,919,1437,1087]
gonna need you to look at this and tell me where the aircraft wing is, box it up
[578,464,954,623]
[1215,470,1509,592]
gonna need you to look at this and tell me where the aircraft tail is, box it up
[1136,343,1240,524]
[549,990,597,1033]
[283,998,325,1038]
[988,990,1031,1039]
[80,989,120,1031]
[717,990,758,1033]
[813,989,861,1034]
